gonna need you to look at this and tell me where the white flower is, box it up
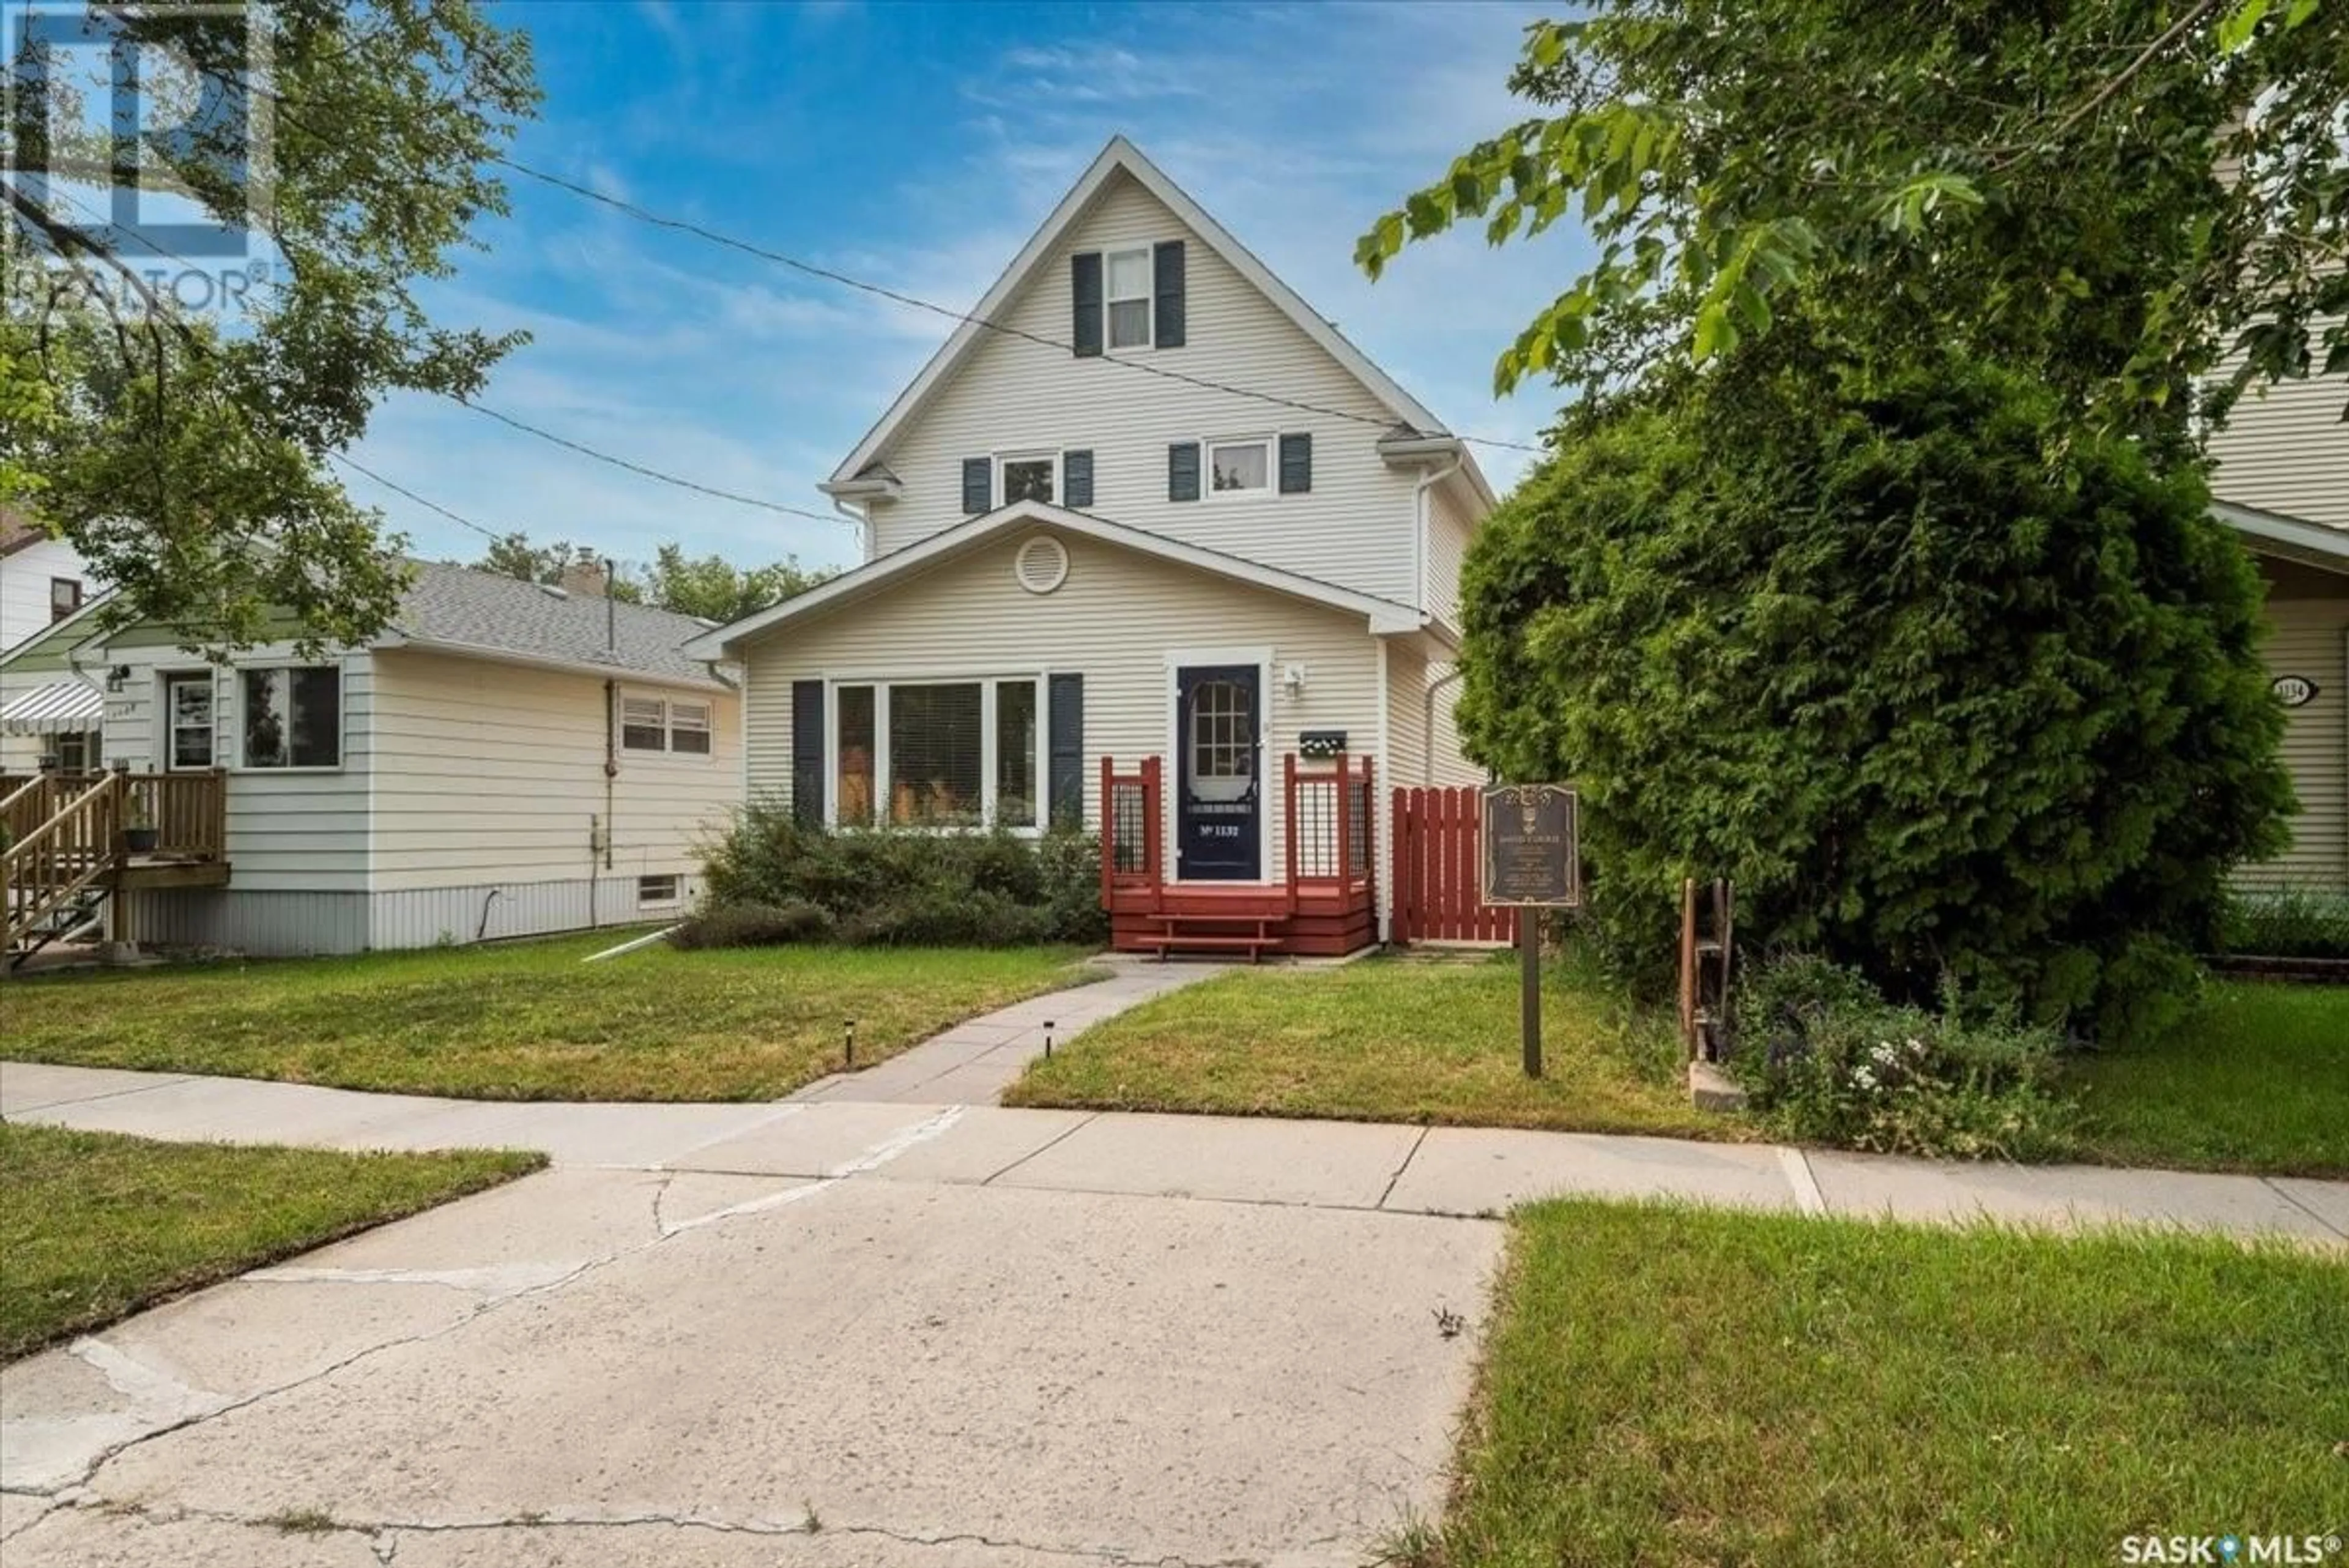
[1871,1041,1899,1066]
[1852,1066,1879,1091]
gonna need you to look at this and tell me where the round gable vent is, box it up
[1014,533,1069,595]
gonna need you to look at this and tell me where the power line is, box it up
[492,154,1549,457]
[459,401,848,525]
[328,451,505,543]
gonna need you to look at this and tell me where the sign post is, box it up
[1480,784,1581,1079]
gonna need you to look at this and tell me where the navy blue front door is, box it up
[1176,664,1260,880]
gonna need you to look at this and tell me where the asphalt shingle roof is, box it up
[393,560,717,685]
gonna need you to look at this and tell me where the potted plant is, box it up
[124,793,160,855]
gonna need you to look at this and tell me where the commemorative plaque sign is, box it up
[1480,784,1580,1079]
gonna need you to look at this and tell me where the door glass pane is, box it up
[995,680,1037,828]
[888,683,983,825]
[1188,678,1253,802]
[168,677,214,768]
[836,685,875,827]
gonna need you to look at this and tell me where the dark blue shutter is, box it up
[1071,252,1104,358]
[790,680,824,828]
[1278,432,1313,494]
[1047,674,1084,829]
[1063,450,1093,510]
[1152,240,1186,348]
[961,457,992,515]
[1168,441,1201,502]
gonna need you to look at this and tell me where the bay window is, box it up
[830,676,1046,830]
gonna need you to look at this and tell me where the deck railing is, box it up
[1284,754,1376,894]
[2,774,121,945]
[0,770,226,863]
[1099,756,1163,905]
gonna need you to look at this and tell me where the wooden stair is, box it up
[1130,910,1285,962]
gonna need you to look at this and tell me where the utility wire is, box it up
[491,154,1549,458]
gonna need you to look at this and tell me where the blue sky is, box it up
[349,0,1585,575]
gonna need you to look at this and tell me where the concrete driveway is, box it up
[2,1101,1501,1567]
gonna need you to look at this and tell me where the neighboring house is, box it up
[1,559,741,956]
[2206,348,2349,890]
[0,508,104,771]
[687,137,1493,957]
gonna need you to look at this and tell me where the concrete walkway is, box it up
[6,1058,2345,1242]
[787,956,1222,1104]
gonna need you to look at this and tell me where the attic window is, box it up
[998,451,1058,506]
[1105,247,1151,348]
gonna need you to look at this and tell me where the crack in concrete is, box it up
[1376,1127,1430,1209]
[22,1494,1276,1567]
[2262,1178,2349,1241]
[18,1112,974,1502]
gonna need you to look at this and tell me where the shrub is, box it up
[1730,953,2075,1161]
[667,899,833,950]
[692,801,1109,948]
[2216,882,2349,960]
[1456,349,2291,1042]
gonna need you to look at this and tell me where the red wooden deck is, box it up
[1100,755,1377,960]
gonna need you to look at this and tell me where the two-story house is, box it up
[688,138,1493,956]
[2206,343,2348,891]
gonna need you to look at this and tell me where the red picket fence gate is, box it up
[1389,786,1514,944]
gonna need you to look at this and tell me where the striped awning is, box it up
[1,681,105,735]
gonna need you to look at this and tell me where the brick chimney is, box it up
[558,559,607,598]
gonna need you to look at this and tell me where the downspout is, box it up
[1423,663,1466,786]
[831,496,872,562]
[598,560,619,927]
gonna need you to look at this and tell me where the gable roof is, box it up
[828,136,1496,508]
[1,560,727,688]
[2213,497,2349,573]
[1,503,52,559]
[684,498,1427,660]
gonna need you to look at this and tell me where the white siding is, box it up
[2207,322,2349,532]
[742,529,1384,883]
[864,171,1427,606]
[1386,640,1430,791]
[365,649,741,896]
[0,537,96,652]
[91,641,374,893]
[2255,583,2348,886]
[1423,475,1478,633]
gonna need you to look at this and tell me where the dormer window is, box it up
[1105,247,1152,348]
[998,451,1059,505]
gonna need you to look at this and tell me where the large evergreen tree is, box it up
[1460,349,2290,1038]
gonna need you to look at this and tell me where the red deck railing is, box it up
[1099,755,1164,908]
[1283,753,1375,909]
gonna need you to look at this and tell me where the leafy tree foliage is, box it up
[467,535,831,622]
[1361,0,2345,431]
[3,1,538,652]
[1460,352,2291,1039]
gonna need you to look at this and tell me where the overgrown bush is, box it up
[1457,348,2291,1042]
[682,801,1108,949]
[1729,953,2075,1161]
[667,899,833,949]
[2216,882,2349,960]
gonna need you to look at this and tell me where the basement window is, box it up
[637,873,681,907]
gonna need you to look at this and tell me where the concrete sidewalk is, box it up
[5,1059,2343,1244]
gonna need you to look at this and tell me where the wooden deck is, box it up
[1100,754,1378,960]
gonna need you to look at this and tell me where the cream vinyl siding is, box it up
[1426,661,1480,788]
[366,649,740,894]
[864,171,1423,604]
[1386,640,1430,790]
[1423,477,1477,633]
[2208,321,2349,532]
[2255,585,2348,886]
[89,643,374,893]
[743,531,1382,881]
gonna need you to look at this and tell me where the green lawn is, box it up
[0,1124,540,1361]
[2,934,1101,1101]
[1422,1201,2348,1567]
[2068,981,2349,1178]
[1009,954,1729,1141]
